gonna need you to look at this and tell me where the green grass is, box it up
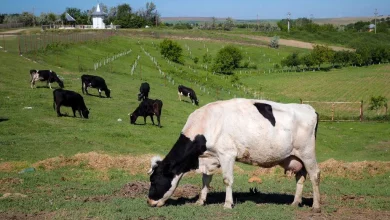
[1,33,390,219]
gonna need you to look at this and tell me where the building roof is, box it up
[92,3,107,17]
[65,13,76,22]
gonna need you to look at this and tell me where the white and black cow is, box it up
[178,85,199,106]
[147,98,321,212]
[53,89,90,119]
[130,98,163,127]
[138,82,150,101]
[30,70,64,89]
[81,74,111,98]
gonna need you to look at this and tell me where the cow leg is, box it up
[98,89,102,97]
[143,116,147,124]
[292,169,307,206]
[150,115,155,125]
[156,115,161,128]
[82,83,85,94]
[196,174,213,205]
[219,156,235,209]
[56,104,62,117]
[178,92,182,101]
[72,107,77,117]
[300,156,321,212]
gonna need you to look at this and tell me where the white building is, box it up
[92,3,107,29]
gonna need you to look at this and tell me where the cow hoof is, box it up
[195,200,204,206]
[223,203,233,209]
[291,201,301,207]
[312,207,321,213]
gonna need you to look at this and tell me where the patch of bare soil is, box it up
[120,181,150,198]
[33,152,156,175]
[296,208,390,220]
[172,184,199,199]
[0,211,56,220]
[319,159,390,179]
[251,159,390,179]
[0,178,23,185]
[0,161,28,172]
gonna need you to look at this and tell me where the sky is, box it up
[1,0,390,19]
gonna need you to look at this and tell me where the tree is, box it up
[223,17,234,31]
[301,54,315,69]
[311,45,334,69]
[368,96,388,115]
[282,52,301,70]
[160,39,183,63]
[202,53,212,64]
[19,12,35,26]
[212,45,243,74]
[356,46,372,66]
[269,36,279,49]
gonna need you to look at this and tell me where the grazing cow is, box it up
[30,70,64,89]
[130,98,163,127]
[81,74,111,98]
[138,82,150,101]
[147,98,321,212]
[53,89,90,119]
[178,85,199,106]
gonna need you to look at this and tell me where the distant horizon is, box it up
[2,0,390,20]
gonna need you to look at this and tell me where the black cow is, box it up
[81,74,111,98]
[53,89,90,119]
[130,98,163,127]
[138,82,150,101]
[178,85,199,106]
[30,70,64,89]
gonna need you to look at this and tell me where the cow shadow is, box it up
[0,118,9,123]
[165,190,313,207]
[131,122,163,128]
[85,93,108,98]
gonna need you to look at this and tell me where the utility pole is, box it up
[374,9,378,34]
[287,12,291,33]
[155,10,158,27]
[257,14,259,30]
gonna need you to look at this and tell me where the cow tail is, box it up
[314,112,319,140]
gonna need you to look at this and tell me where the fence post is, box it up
[78,56,80,74]
[360,100,363,122]
[299,98,303,104]
[18,35,21,55]
[331,103,335,121]
[2,34,5,51]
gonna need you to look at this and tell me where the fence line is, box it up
[301,99,364,122]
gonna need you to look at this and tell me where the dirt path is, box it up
[238,34,354,51]
[0,29,25,34]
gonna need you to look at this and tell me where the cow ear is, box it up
[148,156,162,175]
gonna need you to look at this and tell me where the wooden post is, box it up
[24,35,27,53]
[331,103,335,121]
[299,98,303,104]
[18,35,21,55]
[78,56,80,74]
[2,34,5,51]
[360,100,363,122]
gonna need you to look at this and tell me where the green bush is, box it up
[211,45,243,74]
[159,39,183,64]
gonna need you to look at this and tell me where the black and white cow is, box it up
[81,74,111,98]
[147,98,321,212]
[53,89,90,119]
[178,85,199,106]
[130,98,163,127]
[30,70,64,89]
[138,82,150,101]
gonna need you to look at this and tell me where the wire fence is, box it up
[0,31,115,56]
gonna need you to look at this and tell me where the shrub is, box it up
[202,53,212,64]
[159,39,183,64]
[368,96,388,115]
[212,45,243,74]
[193,57,199,64]
[269,36,279,48]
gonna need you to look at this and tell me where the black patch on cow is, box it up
[148,134,207,200]
[254,103,276,126]
[314,112,319,139]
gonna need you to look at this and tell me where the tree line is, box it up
[0,2,160,28]
[281,45,390,71]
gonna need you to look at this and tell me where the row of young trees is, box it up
[281,45,390,70]
[0,2,160,28]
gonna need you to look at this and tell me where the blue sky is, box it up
[1,0,390,19]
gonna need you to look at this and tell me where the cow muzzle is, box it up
[147,198,164,207]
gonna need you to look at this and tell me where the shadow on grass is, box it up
[165,190,313,207]
[0,118,9,122]
[131,122,163,128]
[85,93,109,98]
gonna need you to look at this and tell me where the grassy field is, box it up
[0,33,390,219]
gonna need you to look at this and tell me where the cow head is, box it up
[147,134,207,207]
[82,108,90,119]
[194,99,199,106]
[137,93,143,101]
[104,89,111,98]
[58,80,65,89]
[130,112,137,124]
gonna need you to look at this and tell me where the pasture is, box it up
[0,33,389,219]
